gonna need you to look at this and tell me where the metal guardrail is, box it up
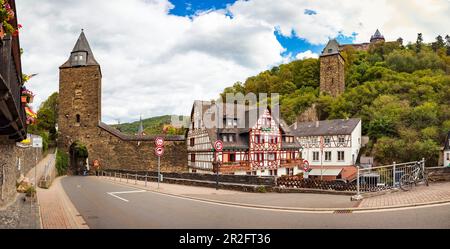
[99,171,159,188]
[354,158,425,199]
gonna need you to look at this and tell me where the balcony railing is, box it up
[280,159,304,166]
[220,161,251,173]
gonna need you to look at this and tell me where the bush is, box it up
[25,186,36,197]
[56,150,69,176]
[256,186,267,193]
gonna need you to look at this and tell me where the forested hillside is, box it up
[111,115,187,135]
[221,34,450,166]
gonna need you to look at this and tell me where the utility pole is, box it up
[216,102,219,190]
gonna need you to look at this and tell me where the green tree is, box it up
[416,33,423,53]
[446,35,450,56]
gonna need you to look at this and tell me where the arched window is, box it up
[76,114,81,123]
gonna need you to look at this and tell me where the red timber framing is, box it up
[220,150,251,173]
[249,109,281,170]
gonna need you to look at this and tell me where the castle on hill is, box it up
[298,29,396,122]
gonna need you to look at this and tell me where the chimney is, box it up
[315,121,319,128]
[294,122,297,129]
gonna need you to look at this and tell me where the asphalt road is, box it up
[61,176,450,229]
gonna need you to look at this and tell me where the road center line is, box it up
[107,190,147,202]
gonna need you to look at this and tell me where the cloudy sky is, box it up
[16,0,450,124]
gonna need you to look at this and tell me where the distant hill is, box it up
[111,115,188,135]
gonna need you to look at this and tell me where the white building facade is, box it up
[290,119,362,180]
[443,132,450,167]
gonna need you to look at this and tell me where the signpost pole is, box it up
[155,137,164,190]
[213,140,223,191]
[158,155,160,189]
[215,152,219,190]
[320,151,323,181]
[320,136,324,181]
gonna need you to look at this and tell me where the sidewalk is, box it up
[99,175,450,210]
[26,154,88,229]
[357,182,450,208]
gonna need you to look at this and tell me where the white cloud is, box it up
[228,0,450,44]
[296,50,319,60]
[16,0,449,124]
[17,0,284,123]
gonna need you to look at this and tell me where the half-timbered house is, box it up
[290,118,362,181]
[187,100,303,176]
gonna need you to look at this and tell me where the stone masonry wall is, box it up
[297,104,318,123]
[58,64,187,173]
[58,126,187,173]
[319,54,345,97]
[0,142,42,207]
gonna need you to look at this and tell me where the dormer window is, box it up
[71,51,88,66]
[328,48,332,53]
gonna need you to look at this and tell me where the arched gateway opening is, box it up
[69,141,89,175]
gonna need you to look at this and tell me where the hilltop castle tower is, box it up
[370,29,385,43]
[299,29,389,122]
[318,29,388,98]
[319,39,345,97]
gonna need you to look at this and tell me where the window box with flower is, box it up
[21,88,35,104]
[0,0,21,40]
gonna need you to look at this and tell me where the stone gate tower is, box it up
[57,30,187,173]
[58,30,101,141]
[319,39,345,97]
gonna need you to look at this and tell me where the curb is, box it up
[99,177,450,213]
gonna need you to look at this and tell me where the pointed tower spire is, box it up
[137,115,144,136]
[370,29,385,43]
[60,29,99,68]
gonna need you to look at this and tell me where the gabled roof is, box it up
[60,30,100,68]
[189,100,296,149]
[290,118,361,136]
[321,39,341,56]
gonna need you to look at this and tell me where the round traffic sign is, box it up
[155,147,164,157]
[155,137,164,147]
[303,160,310,171]
[214,140,223,152]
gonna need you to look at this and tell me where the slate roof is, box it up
[190,100,299,150]
[321,39,341,56]
[372,29,384,39]
[289,118,361,137]
[60,30,100,68]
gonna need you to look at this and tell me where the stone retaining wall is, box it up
[427,167,450,182]
[0,143,42,207]
[106,169,276,186]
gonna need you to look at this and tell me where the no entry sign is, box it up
[214,140,223,152]
[155,146,164,157]
[155,137,164,147]
[303,159,310,171]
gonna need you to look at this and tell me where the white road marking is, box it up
[107,190,146,202]
[101,177,450,213]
